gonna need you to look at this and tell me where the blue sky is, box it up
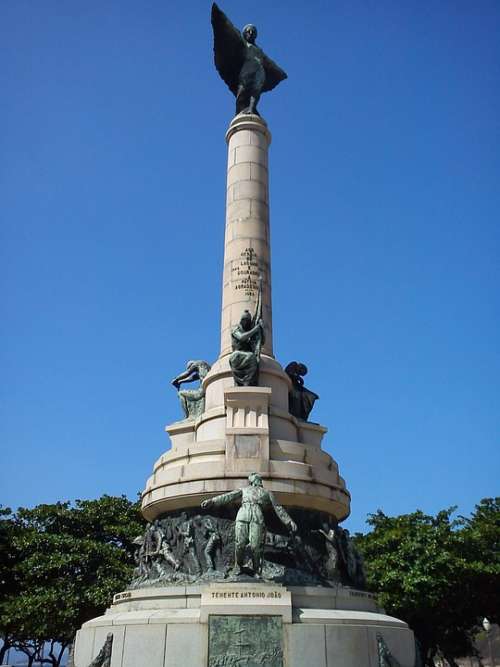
[1,1,499,534]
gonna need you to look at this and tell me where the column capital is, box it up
[225,113,272,146]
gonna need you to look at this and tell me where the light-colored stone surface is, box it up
[142,475,351,520]
[285,624,327,667]
[143,382,350,520]
[221,114,273,358]
[140,114,351,524]
[164,421,195,448]
[225,386,271,474]
[74,586,415,667]
[291,586,379,613]
[142,469,351,520]
[202,355,291,416]
[325,624,371,667]
[74,624,95,666]
[200,582,292,622]
[110,585,379,615]
[164,623,207,667]
[120,624,166,667]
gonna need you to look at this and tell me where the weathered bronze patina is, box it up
[285,361,319,421]
[130,510,366,588]
[208,615,283,667]
[229,310,264,386]
[229,277,265,387]
[211,3,287,116]
[201,472,296,576]
[172,359,211,420]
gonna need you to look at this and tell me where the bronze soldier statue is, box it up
[201,472,296,576]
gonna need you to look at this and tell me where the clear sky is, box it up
[1,1,499,534]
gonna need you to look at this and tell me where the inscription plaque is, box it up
[208,615,283,667]
[232,247,262,297]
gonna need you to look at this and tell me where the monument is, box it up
[72,4,417,666]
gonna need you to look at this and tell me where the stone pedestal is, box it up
[224,386,271,474]
[74,585,416,667]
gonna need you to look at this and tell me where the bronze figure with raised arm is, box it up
[201,472,297,577]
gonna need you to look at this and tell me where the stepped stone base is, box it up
[142,378,351,522]
[74,584,416,667]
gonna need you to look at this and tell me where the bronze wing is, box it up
[211,3,246,96]
[262,53,288,93]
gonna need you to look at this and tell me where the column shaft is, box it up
[220,114,273,358]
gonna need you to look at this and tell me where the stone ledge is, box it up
[83,608,201,628]
[200,582,292,623]
[293,609,408,628]
[225,113,271,145]
[142,477,351,520]
[111,585,377,613]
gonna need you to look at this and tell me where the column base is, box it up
[73,584,416,667]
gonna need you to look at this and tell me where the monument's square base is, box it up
[73,584,416,667]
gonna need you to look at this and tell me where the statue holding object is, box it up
[229,277,265,386]
[211,3,287,116]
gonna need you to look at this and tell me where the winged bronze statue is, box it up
[211,3,287,116]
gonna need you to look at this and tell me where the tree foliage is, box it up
[354,498,500,666]
[0,496,145,666]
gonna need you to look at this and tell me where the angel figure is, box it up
[211,3,287,116]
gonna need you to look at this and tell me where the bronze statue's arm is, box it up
[315,528,335,544]
[232,323,263,344]
[171,369,199,387]
[268,492,297,532]
[201,489,242,509]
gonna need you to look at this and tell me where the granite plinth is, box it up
[73,584,416,667]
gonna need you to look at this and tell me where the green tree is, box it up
[354,498,500,666]
[0,495,145,666]
[0,506,21,664]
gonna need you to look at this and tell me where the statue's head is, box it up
[242,24,257,44]
[297,363,308,376]
[248,472,263,487]
[240,310,252,330]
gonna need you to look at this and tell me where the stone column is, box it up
[220,114,273,358]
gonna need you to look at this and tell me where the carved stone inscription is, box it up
[232,248,261,296]
[208,615,283,667]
